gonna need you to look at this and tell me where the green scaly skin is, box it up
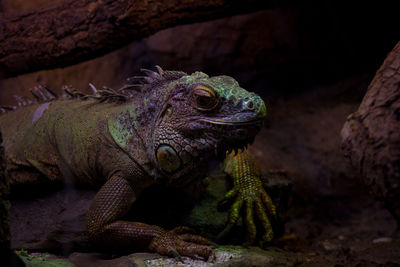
[219,149,276,247]
[0,67,275,259]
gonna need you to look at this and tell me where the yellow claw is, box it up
[261,190,277,217]
[254,199,273,242]
[223,188,238,201]
[217,198,243,241]
[228,197,244,225]
[244,201,256,246]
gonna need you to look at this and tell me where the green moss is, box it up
[16,250,75,267]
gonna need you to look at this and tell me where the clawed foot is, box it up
[217,180,277,247]
[149,226,212,261]
[218,149,279,247]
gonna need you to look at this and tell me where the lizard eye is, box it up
[192,85,218,111]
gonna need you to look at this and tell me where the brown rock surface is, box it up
[341,41,400,221]
[10,187,95,252]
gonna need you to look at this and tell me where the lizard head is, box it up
[148,69,266,186]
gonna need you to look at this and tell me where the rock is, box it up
[10,187,96,253]
[181,173,234,242]
[321,240,338,251]
[68,245,300,267]
[341,41,400,222]
[372,237,392,244]
[4,246,302,267]
[17,250,74,267]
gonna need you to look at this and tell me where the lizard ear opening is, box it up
[156,145,182,173]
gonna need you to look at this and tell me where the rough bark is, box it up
[0,0,289,78]
[341,40,400,221]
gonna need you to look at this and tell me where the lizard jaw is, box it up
[199,118,264,127]
[196,118,262,159]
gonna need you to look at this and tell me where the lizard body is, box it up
[0,67,275,258]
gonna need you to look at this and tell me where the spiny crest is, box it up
[0,66,187,113]
[0,84,56,113]
[120,65,186,96]
[62,84,127,103]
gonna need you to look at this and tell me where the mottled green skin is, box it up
[220,150,276,246]
[2,99,148,190]
[0,68,273,259]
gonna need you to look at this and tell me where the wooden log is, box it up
[0,0,288,78]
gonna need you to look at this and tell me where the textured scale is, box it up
[220,149,277,246]
[0,66,273,259]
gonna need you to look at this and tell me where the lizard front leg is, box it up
[86,175,211,259]
[218,149,277,247]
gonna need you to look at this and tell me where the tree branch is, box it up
[0,0,288,78]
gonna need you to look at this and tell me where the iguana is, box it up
[0,67,276,259]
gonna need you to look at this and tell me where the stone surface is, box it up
[341,41,400,221]
[17,250,74,267]
[10,188,95,253]
[54,246,299,267]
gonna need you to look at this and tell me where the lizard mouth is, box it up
[199,118,263,158]
[199,118,264,127]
